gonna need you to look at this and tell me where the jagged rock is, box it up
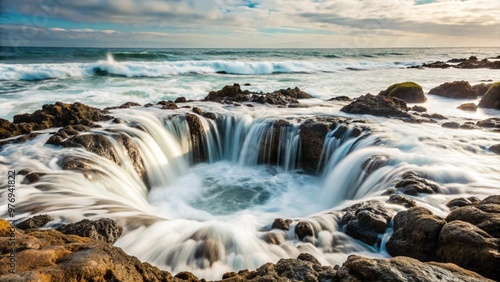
[458,103,477,111]
[446,203,500,237]
[387,207,445,261]
[204,85,311,105]
[473,83,493,96]
[437,220,500,281]
[185,114,206,163]
[205,84,249,103]
[46,124,91,146]
[299,119,336,172]
[295,221,313,240]
[13,102,108,130]
[387,194,416,208]
[0,118,24,139]
[394,171,441,195]
[411,105,427,112]
[478,82,500,109]
[429,81,477,99]
[341,94,410,118]
[16,215,54,230]
[341,201,395,245]
[0,219,176,282]
[271,218,292,231]
[175,97,187,103]
[421,61,451,68]
[378,82,427,103]
[57,218,123,244]
[274,87,313,99]
[336,255,492,282]
[158,101,179,110]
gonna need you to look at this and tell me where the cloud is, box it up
[0,0,499,47]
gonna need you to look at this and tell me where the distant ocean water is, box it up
[1,46,499,120]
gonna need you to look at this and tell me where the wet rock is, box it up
[473,83,493,96]
[0,118,23,139]
[422,113,448,120]
[458,103,477,111]
[299,119,336,172]
[272,218,293,231]
[386,207,446,261]
[378,82,427,103]
[202,112,217,120]
[21,172,47,184]
[46,124,91,146]
[429,81,477,99]
[437,220,500,281]
[175,97,187,103]
[274,87,313,99]
[387,194,417,208]
[460,122,478,130]
[394,172,442,195]
[446,203,500,237]
[480,195,500,205]
[13,102,108,130]
[478,82,500,109]
[57,218,123,244]
[104,102,141,110]
[442,121,461,129]
[341,201,395,246]
[411,105,427,112]
[144,103,153,107]
[336,255,492,282]
[0,219,175,282]
[175,272,200,281]
[295,221,314,240]
[205,84,250,103]
[262,232,285,245]
[446,197,480,209]
[328,96,352,101]
[421,61,451,68]
[205,85,311,106]
[447,58,467,63]
[16,215,54,230]
[158,101,179,110]
[194,239,222,266]
[185,114,206,163]
[192,107,203,115]
[341,94,410,118]
[476,118,500,128]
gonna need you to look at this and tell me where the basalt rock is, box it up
[295,221,314,240]
[336,255,492,282]
[478,82,500,109]
[429,81,477,99]
[386,207,446,261]
[341,94,410,118]
[46,124,91,146]
[204,85,312,105]
[341,201,395,246]
[394,171,442,195]
[378,82,427,103]
[299,118,337,172]
[13,102,108,130]
[104,102,141,111]
[57,218,123,244]
[185,114,206,163]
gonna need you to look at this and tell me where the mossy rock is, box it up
[457,103,477,112]
[478,82,500,109]
[379,82,427,103]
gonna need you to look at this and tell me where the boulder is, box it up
[437,221,500,281]
[393,171,442,195]
[271,218,293,231]
[341,201,395,246]
[340,94,410,118]
[46,124,91,146]
[476,118,500,128]
[192,107,203,115]
[336,255,492,282]
[442,122,461,129]
[175,97,187,103]
[478,82,500,109]
[387,194,416,208]
[57,218,123,244]
[446,197,480,209]
[274,87,313,99]
[328,96,352,102]
[446,204,500,237]
[16,215,54,230]
[295,221,314,240]
[378,82,427,103]
[299,119,336,172]
[157,101,179,110]
[185,114,207,163]
[458,103,477,111]
[489,144,500,154]
[411,105,427,112]
[21,172,47,184]
[429,81,477,99]
[472,83,493,96]
[386,207,446,261]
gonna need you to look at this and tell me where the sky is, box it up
[0,0,499,48]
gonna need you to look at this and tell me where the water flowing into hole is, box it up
[1,106,499,279]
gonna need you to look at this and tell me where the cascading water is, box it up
[1,105,500,279]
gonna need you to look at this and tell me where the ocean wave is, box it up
[0,54,415,81]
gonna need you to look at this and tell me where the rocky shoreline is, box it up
[1,80,499,281]
[1,194,498,281]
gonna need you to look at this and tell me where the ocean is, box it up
[1,47,499,279]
